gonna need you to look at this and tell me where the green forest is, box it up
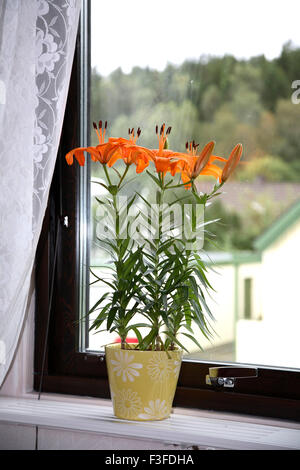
[90,42,300,252]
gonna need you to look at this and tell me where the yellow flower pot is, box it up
[105,343,182,421]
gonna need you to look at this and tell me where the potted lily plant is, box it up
[66,121,242,421]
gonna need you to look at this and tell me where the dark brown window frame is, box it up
[34,2,300,422]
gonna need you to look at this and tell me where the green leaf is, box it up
[146,170,161,187]
[89,303,111,330]
[138,328,157,351]
[181,332,203,351]
[92,180,108,191]
[89,292,110,314]
[130,327,143,346]
[107,307,118,331]
[163,331,189,353]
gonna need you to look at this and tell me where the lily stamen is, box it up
[185,140,199,156]
[93,120,108,145]
[93,121,101,144]
[103,120,107,141]
[156,123,171,153]
[127,127,142,144]
[99,120,103,142]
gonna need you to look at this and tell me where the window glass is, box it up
[85,0,300,369]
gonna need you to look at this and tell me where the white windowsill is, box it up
[0,393,300,450]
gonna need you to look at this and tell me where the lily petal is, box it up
[200,162,223,180]
[65,147,86,166]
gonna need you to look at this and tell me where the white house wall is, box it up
[237,219,300,369]
[190,264,236,352]
[261,219,300,326]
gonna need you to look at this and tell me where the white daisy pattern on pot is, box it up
[114,389,142,420]
[138,399,169,420]
[147,353,173,382]
[110,350,143,382]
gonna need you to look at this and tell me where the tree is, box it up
[237,155,298,182]
[273,99,300,166]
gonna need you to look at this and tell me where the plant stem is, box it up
[103,164,112,186]
[166,181,192,189]
[103,164,127,349]
[152,173,166,350]
[118,164,130,189]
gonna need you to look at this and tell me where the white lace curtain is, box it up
[0,0,81,387]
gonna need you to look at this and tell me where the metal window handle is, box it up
[206,366,258,388]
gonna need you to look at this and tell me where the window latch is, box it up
[206,366,258,388]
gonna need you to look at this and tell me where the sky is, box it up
[91,0,300,76]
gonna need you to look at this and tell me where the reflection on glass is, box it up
[86,0,300,369]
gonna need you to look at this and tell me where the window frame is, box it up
[34,1,300,422]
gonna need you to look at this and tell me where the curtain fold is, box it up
[0,0,81,387]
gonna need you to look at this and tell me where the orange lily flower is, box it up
[178,141,215,179]
[150,124,180,174]
[65,121,119,166]
[107,128,153,173]
[221,143,243,182]
[170,140,226,188]
[87,121,124,164]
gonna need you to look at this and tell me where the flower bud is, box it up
[192,141,215,177]
[221,143,243,182]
